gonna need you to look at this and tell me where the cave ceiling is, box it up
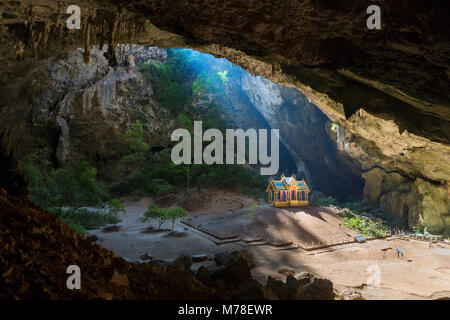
[0,0,449,143]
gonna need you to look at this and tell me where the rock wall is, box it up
[332,111,450,235]
[0,45,174,183]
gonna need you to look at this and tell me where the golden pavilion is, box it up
[266,174,310,207]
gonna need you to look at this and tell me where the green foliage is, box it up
[141,204,168,230]
[64,219,86,235]
[385,216,408,228]
[168,207,188,230]
[244,203,259,220]
[121,121,149,174]
[412,226,422,234]
[192,77,206,96]
[138,56,191,111]
[124,121,149,153]
[110,198,126,214]
[340,210,388,238]
[215,71,229,85]
[176,114,194,133]
[312,196,337,207]
[141,204,187,230]
[312,196,365,213]
[114,49,266,200]
[148,178,176,196]
[23,153,107,209]
[330,122,338,132]
[340,200,364,212]
[52,208,121,233]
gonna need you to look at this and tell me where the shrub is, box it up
[340,200,364,212]
[148,178,176,196]
[244,203,259,220]
[110,198,126,214]
[52,208,121,231]
[312,196,337,207]
[340,210,388,238]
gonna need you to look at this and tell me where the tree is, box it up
[168,207,188,231]
[141,204,168,230]
[124,121,149,154]
[141,205,187,231]
[122,120,149,176]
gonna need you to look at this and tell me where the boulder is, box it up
[285,275,302,299]
[233,279,279,300]
[192,254,208,262]
[86,234,98,242]
[151,259,172,269]
[266,276,288,299]
[212,257,252,288]
[213,279,228,297]
[172,254,192,271]
[294,271,315,287]
[301,279,335,300]
[196,266,213,287]
[338,288,364,300]
[214,250,255,269]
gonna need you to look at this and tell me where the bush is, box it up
[148,178,176,196]
[340,210,388,238]
[110,198,126,214]
[340,200,364,212]
[52,208,121,232]
[312,196,337,207]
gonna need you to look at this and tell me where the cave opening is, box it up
[0,45,366,206]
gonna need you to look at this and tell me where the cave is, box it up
[0,0,449,301]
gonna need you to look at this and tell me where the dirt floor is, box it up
[89,194,450,300]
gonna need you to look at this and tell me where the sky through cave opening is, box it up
[134,47,364,202]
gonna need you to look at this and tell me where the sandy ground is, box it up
[185,204,359,244]
[89,195,450,300]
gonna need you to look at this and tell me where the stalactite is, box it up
[105,9,120,67]
[83,9,95,64]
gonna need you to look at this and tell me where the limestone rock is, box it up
[301,279,335,300]
[214,250,255,269]
[266,276,288,300]
[172,254,192,271]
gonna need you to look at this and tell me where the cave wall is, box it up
[0,44,174,184]
[0,0,449,234]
